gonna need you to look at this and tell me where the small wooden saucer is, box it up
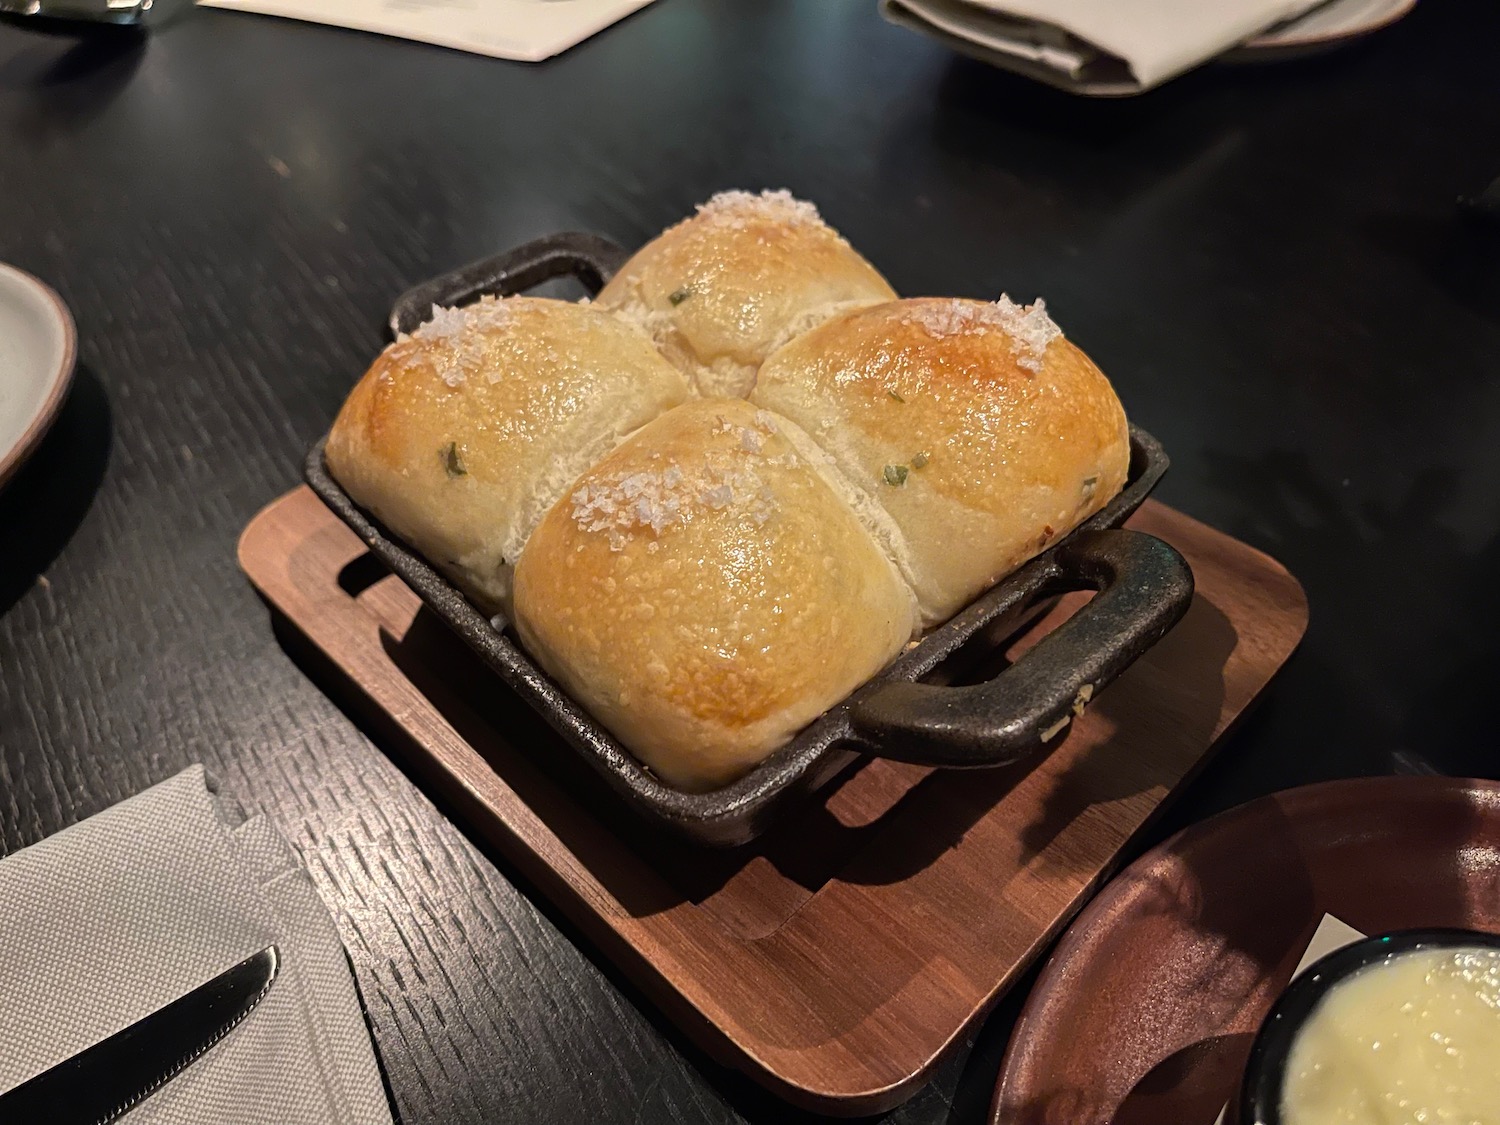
[993,775,1500,1124]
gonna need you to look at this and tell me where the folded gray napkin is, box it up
[0,766,393,1125]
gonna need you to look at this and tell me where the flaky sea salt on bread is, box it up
[593,189,897,398]
[513,398,918,792]
[751,296,1129,624]
[325,295,690,614]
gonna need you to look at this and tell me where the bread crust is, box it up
[594,191,896,398]
[326,296,690,612]
[751,297,1130,624]
[513,398,918,792]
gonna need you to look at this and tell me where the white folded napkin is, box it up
[882,0,1330,94]
[0,766,392,1125]
[198,0,657,63]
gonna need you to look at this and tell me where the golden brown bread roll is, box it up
[751,297,1130,625]
[512,398,919,792]
[325,296,690,613]
[592,190,897,398]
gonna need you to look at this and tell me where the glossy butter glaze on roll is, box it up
[325,296,690,614]
[751,297,1130,625]
[593,190,896,398]
[513,398,919,792]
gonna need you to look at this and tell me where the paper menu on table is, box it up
[197,0,657,63]
[1212,913,1365,1125]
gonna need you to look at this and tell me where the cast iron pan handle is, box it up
[389,232,631,337]
[847,529,1193,768]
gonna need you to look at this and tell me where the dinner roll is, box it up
[513,398,919,792]
[593,189,897,398]
[751,297,1130,625]
[325,296,690,613]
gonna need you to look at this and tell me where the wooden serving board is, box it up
[238,487,1308,1116]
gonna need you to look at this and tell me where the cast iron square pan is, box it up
[306,232,1194,847]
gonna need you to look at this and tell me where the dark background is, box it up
[3,1,1499,1121]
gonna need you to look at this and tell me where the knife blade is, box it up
[0,945,279,1125]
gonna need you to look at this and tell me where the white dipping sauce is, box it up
[1281,945,1500,1124]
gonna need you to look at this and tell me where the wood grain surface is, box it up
[3,1,1500,1122]
[241,488,1307,1115]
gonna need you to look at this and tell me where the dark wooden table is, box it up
[3,2,1500,1121]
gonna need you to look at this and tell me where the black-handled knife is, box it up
[0,945,279,1125]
